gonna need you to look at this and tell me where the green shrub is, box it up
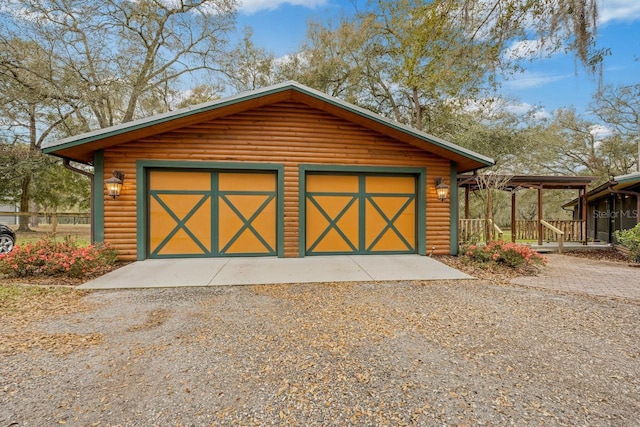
[461,240,546,269]
[459,230,483,245]
[614,224,640,262]
[0,236,118,279]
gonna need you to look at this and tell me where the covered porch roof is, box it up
[458,174,598,191]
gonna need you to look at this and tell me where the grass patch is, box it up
[497,230,538,244]
[17,234,91,247]
[15,225,91,247]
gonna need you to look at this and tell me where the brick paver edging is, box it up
[511,254,640,300]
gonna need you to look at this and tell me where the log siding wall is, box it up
[102,101,452,260]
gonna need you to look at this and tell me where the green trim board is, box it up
[299,165,427,256]
[615,171,640,185]
[358,175,366,251]
[93,150,105,243]
[136,160,285,260]
[449,162,459,255]
[211,172,219,256]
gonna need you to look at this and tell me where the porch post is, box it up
[464,186,470,219]
[511,191,516,243]
[486,188,493,242]
[537,186,543,246]
[582,186,588,245]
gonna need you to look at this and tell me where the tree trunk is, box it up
[412,87,422,130]
[18,175,31,232]
[17,103,38,232]
[51,210,58,234]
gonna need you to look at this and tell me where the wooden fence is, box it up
[460,219,585,243]
[514,220,584,242]
[459,218,503,243]
[0,212,91,226]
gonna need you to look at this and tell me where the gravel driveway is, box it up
[2,279,639,426]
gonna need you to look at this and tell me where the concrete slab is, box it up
[79,255,473,290]
[81,258,229,289]
[350,255,473,281]
[211,256,373,285]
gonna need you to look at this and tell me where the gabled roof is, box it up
[563,171,640,208]
[42,81,494,172]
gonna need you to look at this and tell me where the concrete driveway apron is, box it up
[79,255,472,289]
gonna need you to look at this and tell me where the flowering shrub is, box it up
[0,236,118,279]
[461,240,547,269]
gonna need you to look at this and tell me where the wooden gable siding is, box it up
[102,101,452,260]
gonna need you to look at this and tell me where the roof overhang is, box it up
[458,174,598,192]
[562,172,640,208]
[42,81,494,173]
[615,171,640,185]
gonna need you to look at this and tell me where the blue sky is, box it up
[236,0,640,120]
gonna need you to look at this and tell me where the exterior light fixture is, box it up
[105,170,125,199]
[435,177,449,202]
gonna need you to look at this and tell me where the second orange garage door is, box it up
[305,173,417,255]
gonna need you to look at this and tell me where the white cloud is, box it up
[0,0,50,23]
[604,65,627,72]
[598,0,640,24]
[503,38,560,61]
[504,71,572,90]
[590,124,614,141]
[500,101,551,120]
[274,52,304,65]
[238,0,327,14]
[463,98,551,121]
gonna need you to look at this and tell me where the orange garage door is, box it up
[305,173,417,255]
[148,170,277,258]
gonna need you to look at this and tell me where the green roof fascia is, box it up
[614,171,640,185]
[42,81,495,168]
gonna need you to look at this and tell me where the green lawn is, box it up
[500,230,538,244]
[462,230,538,244]
[13,225,92,247]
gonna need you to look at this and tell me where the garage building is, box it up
[43,82,494,261]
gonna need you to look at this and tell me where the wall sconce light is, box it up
[435,177,449,202]
[105,170,125,199]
